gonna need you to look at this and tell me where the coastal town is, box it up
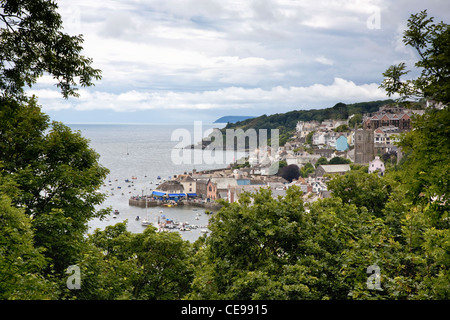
[128,102,432,210]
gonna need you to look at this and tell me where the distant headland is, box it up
[213,116,255,123]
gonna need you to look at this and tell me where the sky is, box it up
[28,0,450,124]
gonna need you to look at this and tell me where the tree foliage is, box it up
[0,0,101,99]
[380,10,450,103]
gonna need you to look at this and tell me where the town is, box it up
[129,102,436,209]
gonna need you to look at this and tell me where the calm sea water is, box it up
[68,123,235,242]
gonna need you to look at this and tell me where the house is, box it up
[335,135,349,151]
[213,177,238,200]
[368,156,385,176]
[373,126,399,155]
[156,180,184,194]
[206,179,217,201]
[315,164,351,178]
[195,179,208,199]
[312,181,327,193]
[175,174,197,196]
[313,149,335,159]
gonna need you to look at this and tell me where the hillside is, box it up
[223,100,394,132]
[220,99,395,146]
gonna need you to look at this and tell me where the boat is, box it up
[113,209,120,215]
[157,176,161,179]
[135,216,140,221]
[141,218,151,226]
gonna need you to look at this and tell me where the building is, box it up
[354,129,374,164]
[368,156,385,176]
[335,135,349,151]
[176,174,197,195]
[206,179,217,201]
[195,179,208,199]
[315,164,351,178]
[156,180,184,194]
[373,126,399,155]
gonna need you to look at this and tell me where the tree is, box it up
[71,222,193,300]
[316,157,329,166]
[278,164,300,182]
[0,185,58,299]
[0,0,102,99]
[348,113,362,128]
[380,10,450,103]
[299,162,315,178]
[328,156,351,165]
[0,97,110,274]
[326,170,394,217]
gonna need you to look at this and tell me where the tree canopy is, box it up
[0,0,101,99]
[380,10,450,103]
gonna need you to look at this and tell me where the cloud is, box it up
[37,0,449,123]
[36,77,391,115]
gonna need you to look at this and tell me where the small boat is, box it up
[125,179,130,183]
[141,218,151,226]
[132,176,137,180]
[157,176,161,180]
[135,216,140,221]
[113,209,120,215]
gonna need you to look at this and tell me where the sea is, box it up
[68,122,240,242]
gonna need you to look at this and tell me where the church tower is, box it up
[354,128,374,164]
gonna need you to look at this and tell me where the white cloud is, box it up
[37,77,391,114]
[36,0,448,123]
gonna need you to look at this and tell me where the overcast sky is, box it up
[30,0,450,124]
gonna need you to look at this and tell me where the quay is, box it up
[129,197,223,210]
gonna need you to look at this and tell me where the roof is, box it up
[211,177,238,189]
[318,164,351,173]
[156,180,184,191]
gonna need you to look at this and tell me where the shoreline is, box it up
[128,197,223,210]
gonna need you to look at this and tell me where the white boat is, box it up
[141,218,151,226]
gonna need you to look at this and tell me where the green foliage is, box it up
[326,170,394,217]
[0,192,58,299]
[223,100,393,143]
[299,162,315,178]
[0,97,109,274]
[67,222,194,300]
[380,10,450,103]
[328,156,351,165]
[0,0,102,99]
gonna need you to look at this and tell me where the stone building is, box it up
[354,128,374,164]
